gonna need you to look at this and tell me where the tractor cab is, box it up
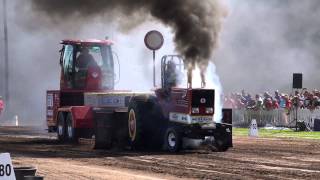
[59,39,115,91]
[156,55,216,124]
[161,55,185,89]
[160,55,203,90]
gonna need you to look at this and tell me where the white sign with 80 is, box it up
[0,153,15,180]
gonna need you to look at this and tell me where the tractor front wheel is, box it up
[164,127,182,153]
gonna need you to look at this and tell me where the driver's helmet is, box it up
[81,47,90,54]
[167,61,176,71]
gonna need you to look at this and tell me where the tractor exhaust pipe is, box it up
[201,71,206,88]
[187,68,192,88]
[187,65,206,89]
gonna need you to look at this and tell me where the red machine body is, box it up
[155,88,215,123]
[47,39,114,134]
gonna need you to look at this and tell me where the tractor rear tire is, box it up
[128,100,146,148]
[164,127,182,153]
[57,112,66,142]
[93,130,112,150]
[66,113,79,143]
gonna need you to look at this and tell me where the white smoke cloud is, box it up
[192,63,223,123]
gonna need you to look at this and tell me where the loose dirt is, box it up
[1,127,320,180]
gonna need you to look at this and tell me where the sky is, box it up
[216,0,320,94]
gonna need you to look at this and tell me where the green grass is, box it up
[233,128,320,140]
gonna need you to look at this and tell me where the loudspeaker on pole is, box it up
[293,73,303,89]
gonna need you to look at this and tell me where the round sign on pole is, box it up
[144,30,164,51]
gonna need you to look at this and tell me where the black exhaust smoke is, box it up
[30,0,226,84]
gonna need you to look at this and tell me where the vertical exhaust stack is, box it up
[187,65,193,88]
[30,0,227,79]
[200,71,207,88]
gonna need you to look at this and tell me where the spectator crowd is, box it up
[0,96,4,116]
[224,89,320,111]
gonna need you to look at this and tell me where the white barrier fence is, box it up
[232,108,320,128]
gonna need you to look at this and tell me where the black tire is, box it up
[57,112,66,142]
[212,135,230,152]
[93,113,113,150]
[145,98,167,149]
[214,140,229,152]
[66,113,79,143]
[48,126,55,133]
[128,100,146,148]
[164,127,182,153]
[93,129,112,149]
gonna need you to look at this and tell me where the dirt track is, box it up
[1,127,320,180]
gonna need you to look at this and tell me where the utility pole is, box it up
[2,0,9,110]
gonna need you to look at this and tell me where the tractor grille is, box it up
[191,89,215,107]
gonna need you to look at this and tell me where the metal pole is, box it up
[153,50,156,87]
[295,105,298,131]
[3,0,9,108]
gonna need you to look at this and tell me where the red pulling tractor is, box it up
[46,39,232,152]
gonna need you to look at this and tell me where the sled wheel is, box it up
[66,113,79,143]
[57,112,66,142]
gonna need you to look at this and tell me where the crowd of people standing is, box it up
[224,89,320,111]
[0,96,4,116]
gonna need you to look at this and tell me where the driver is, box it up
[165,61,178,88]
[74,47,98,89]
[76,47,96,69]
